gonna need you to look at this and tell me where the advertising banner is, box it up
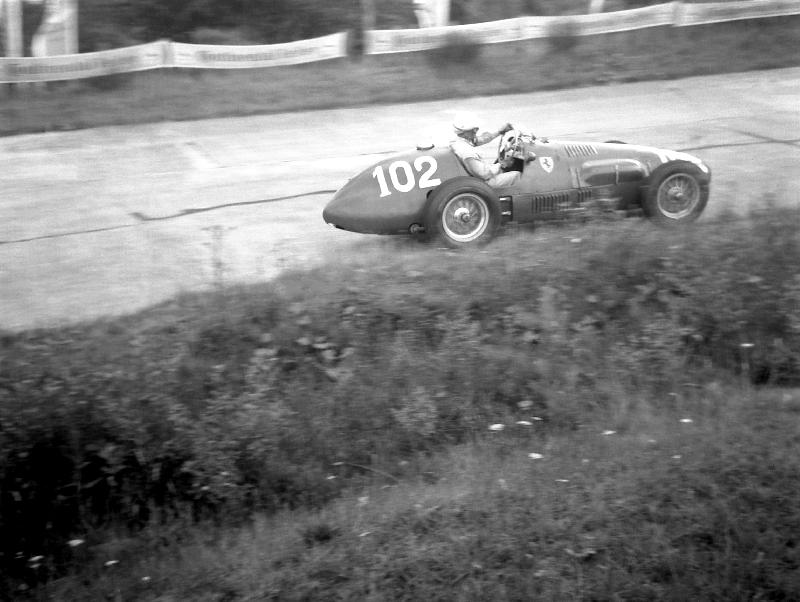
[366,18,526,54]
[679,0,800,26]
[366,0,800,54]
[3,1,800,81]
[569,2,677,36]
[0,41,167,83]
[170,32,347,69]
[367,4,677,53]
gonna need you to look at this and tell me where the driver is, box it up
[450,113,522,188]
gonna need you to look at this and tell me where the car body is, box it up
[322,132,711,247]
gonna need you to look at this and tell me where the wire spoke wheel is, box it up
[656,173,701,220]
[441,193,490,243]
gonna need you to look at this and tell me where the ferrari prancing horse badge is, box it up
[539,157,554,173]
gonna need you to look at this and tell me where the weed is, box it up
[2,208,800,596]
[424,31,483,69]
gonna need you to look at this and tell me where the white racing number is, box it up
[372,156,442,198]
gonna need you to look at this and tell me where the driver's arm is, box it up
[474,123,514,146]
[463,157,506,181]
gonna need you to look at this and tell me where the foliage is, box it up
[1,207,799,595]
[424,31,484,68]
[546,18,581,53]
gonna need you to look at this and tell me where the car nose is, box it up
[323,179,373,232]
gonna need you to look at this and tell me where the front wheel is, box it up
[425,177,501,248]
[643,161,709,227]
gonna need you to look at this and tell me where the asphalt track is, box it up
[1,68,799,331]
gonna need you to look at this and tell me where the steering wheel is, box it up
[497,128,522,161]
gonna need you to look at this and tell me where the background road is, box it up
[1,68,799,331]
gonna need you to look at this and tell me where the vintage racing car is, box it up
[322,131,711,248]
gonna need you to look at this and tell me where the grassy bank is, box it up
[2,207,799,598]
[47,392,800,600]
[2,16,800,136]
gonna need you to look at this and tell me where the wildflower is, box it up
[326,475,337,480]
[555,479,570,483]
[740,343,754,349]
[528,453,544,460]
[488,423,505,431]
[516,420,532,426]
[357,496,369,506]
[646,438,657,444]
[570,238,582,244]
[679,418,693,423]
[104,560,119,568]
[28,556,44,563]
[518,399,533,410]
[671,454,682,460]
[601,430,616,436]
[498,478,509,490]
[359,531,372,537]
[531,416,543,421]
[141,576,151,583]
[67,539,84,548]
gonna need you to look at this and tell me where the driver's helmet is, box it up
[452,112,480,134]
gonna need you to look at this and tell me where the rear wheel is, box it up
[643,161,709,226]
[425,177,501,248]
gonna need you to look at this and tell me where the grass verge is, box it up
[1,16,799,136]
[1,206,799,598]
[46,390,800,600]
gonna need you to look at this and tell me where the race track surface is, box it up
[1,68,799,331]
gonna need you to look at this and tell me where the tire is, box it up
[424,177,501,248]
[643,161,709,227]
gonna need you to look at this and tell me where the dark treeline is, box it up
[72,0,670,51]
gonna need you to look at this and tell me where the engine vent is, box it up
[564,144,599,158]
[533,192,571,213]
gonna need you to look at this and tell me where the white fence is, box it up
[1,0,799,83]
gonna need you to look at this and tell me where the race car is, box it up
[322,130,711,248]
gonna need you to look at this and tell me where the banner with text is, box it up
[365,0,800,54]
[2,0,799,82]
[678,0,800,26]
[170,32,347,69]
[366,4,679,54]
[0,41,167,83]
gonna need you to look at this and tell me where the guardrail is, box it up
[1,0,798,83]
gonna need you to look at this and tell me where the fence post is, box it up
[2,0,25,95]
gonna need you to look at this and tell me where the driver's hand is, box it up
[500,122,514,135]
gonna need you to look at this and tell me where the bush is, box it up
[2,206,799,589]
[546,18,581,53]
[425,32,483,68]
[188,28,257,46]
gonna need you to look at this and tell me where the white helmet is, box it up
[452,112,480,133]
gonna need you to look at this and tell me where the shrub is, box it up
[188,28,257,46]
[425,31,483,68]
[546,18,581,53]
[2,206,799,590]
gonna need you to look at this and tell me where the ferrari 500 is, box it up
[322,130,711,248]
